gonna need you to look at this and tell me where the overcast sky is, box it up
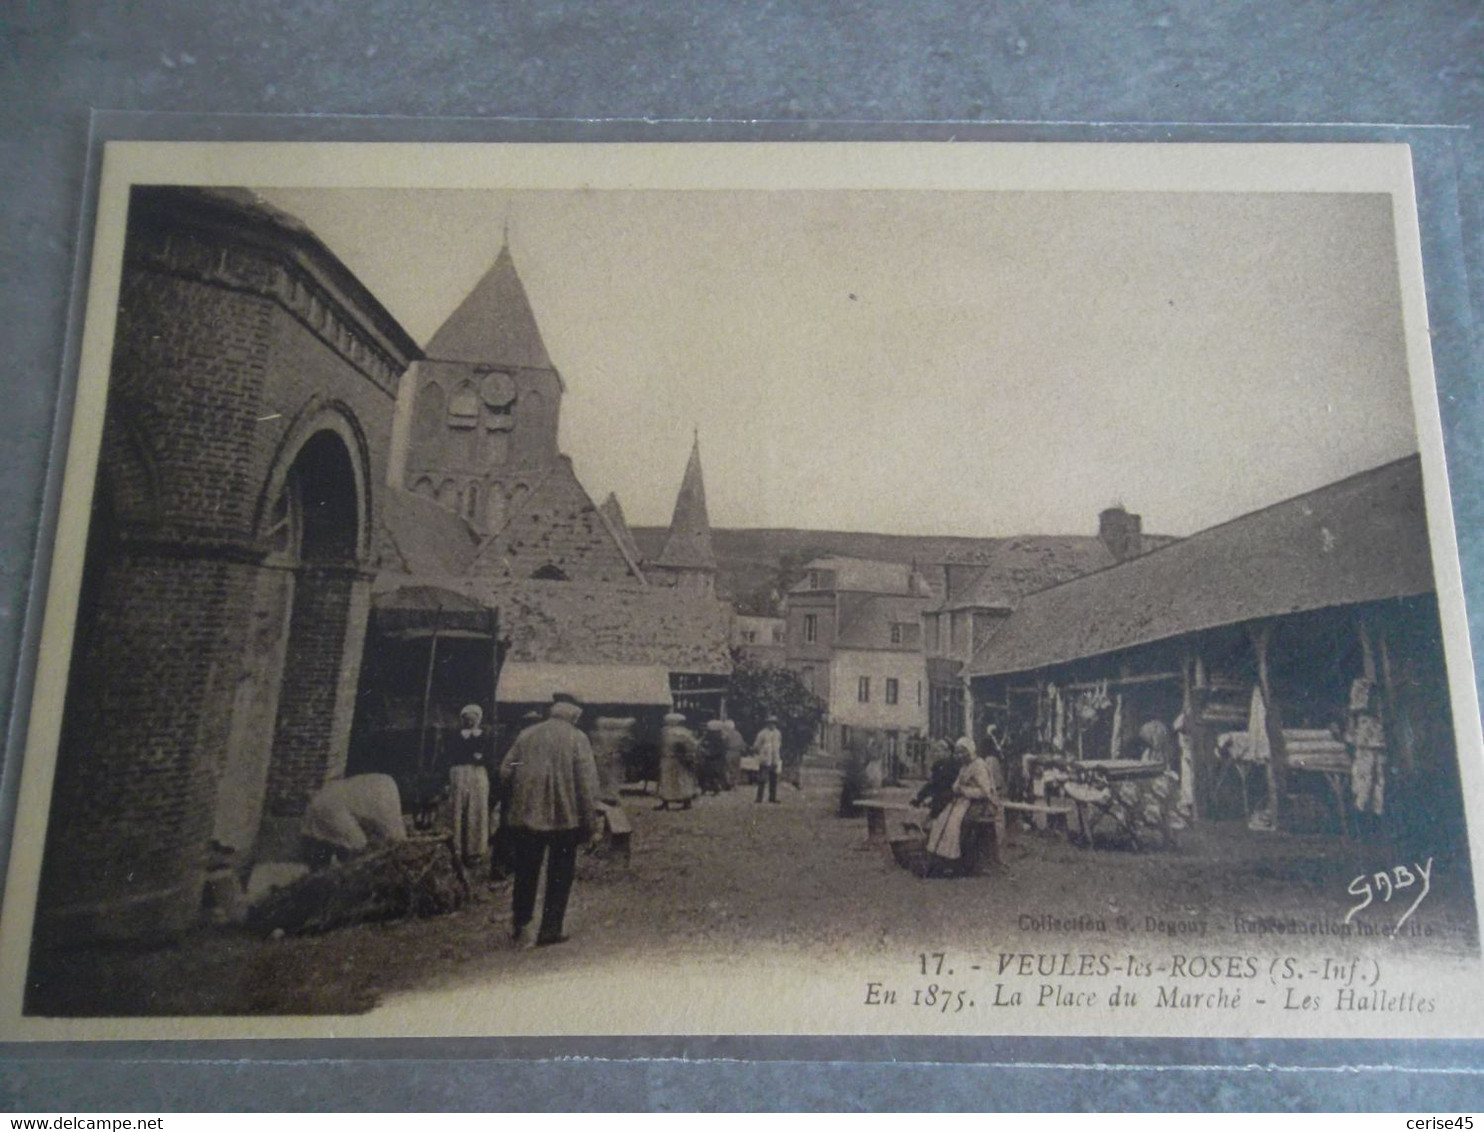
[261,186,1419,538]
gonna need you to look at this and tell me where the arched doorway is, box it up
[212,425,368,865]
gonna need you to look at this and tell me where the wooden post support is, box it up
[1377,623,1413,773]
[417,608,443,778]
[1248,621,1286,830]
[1180,645,1203,822]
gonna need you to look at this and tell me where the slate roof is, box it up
[424,243,556,370]
[970,456,1435,677]
[836,592,931,650]
[654,436,717,572]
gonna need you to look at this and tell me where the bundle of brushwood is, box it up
[249,838,470,936]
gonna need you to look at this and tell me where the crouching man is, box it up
[300,773,407,869]
[499,692,601,949]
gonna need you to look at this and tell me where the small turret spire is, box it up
[655,435,717,574]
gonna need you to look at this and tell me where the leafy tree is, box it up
[726,648,826,763]
[732,546,827,617]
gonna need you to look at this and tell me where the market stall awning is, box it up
[371,585,496,638]
[496,662,674,707]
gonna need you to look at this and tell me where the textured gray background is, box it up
[3,0,1484,1112]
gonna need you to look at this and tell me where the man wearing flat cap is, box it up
[498,691,601,948]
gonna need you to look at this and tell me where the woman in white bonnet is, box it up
[924,736,998,877]
[656,711,700,810]
[447,703,493,867]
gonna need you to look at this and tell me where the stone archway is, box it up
[213,420,372,866]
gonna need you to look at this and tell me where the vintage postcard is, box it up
[1,141,1480,1040]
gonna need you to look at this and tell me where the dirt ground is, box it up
[26,777,1479,1017]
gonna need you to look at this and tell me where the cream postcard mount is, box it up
[1,141,1480,1041]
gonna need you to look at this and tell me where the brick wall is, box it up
[35,191,413,943]
[265,566,371,817]
[107,264,271,536]
[40,546,258,941]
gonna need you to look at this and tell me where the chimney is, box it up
[1099,506,1143,562]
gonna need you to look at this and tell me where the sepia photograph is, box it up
[0,141,1479,1040]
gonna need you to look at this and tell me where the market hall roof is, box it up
[496,662,674,707]
[371,585,496,638]
[969,456,1435,678]
[424,242,556,371]
[654,435,718,572]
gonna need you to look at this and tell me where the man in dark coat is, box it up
[499,693,601,948]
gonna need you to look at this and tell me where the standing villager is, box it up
[699,720,730,795]
[447,704,493,868]
[1172,713,1198,816]
[499,693,601,949]
[837,733,878,816]
[587,716,636,863]
[490,709,543,882]
[753,715,783,804]
[983,724,1009,797]
[589,716,636,803]
[924,737,998,877]
[1136,718,1176,765]
[722,719,748,790]
[656,712,700,810]
[1345,677,1388,839]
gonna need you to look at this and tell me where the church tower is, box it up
[396,240,564,533]
[648,435,718,595]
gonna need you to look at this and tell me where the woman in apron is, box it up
[925,737,998,877]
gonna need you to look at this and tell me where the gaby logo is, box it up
[1345,857,1433,931]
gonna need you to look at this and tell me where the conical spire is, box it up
[655,435,717,572]
[598,491,645,568]
[425,242,554,368]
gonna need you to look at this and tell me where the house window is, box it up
[804,614,818,643]
[858,676,870,703]
[917,680,923,705]
[741,629,758,643]
[890,623,903,645]
[807,570,822,589]
[885,678,899,705]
